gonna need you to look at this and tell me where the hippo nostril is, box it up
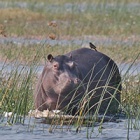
[66,78,80,84]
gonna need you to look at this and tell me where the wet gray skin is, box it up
[34,48,121,115]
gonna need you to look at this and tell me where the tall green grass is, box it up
[0,63,33,124]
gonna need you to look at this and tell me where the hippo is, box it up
[34,47,121,115]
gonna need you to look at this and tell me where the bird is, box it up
[89,42,97,51]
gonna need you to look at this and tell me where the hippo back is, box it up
[66,48,121,114]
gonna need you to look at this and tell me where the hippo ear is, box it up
[47,54,54,62]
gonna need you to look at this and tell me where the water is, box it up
[0,117,140,140]
[0,60,140,78]
[0,61,42,77]
[119,63,140,76]
[0,36,139,47]
[0,1,140,13]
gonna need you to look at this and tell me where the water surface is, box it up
[0,117,139,140]
[0,61,140,77]
[0,36,138,47]
[0,1,140,13]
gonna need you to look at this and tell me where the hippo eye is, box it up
[68,61,75,69]
[53,63,59,70]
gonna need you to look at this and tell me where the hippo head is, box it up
[35,54,85,112]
